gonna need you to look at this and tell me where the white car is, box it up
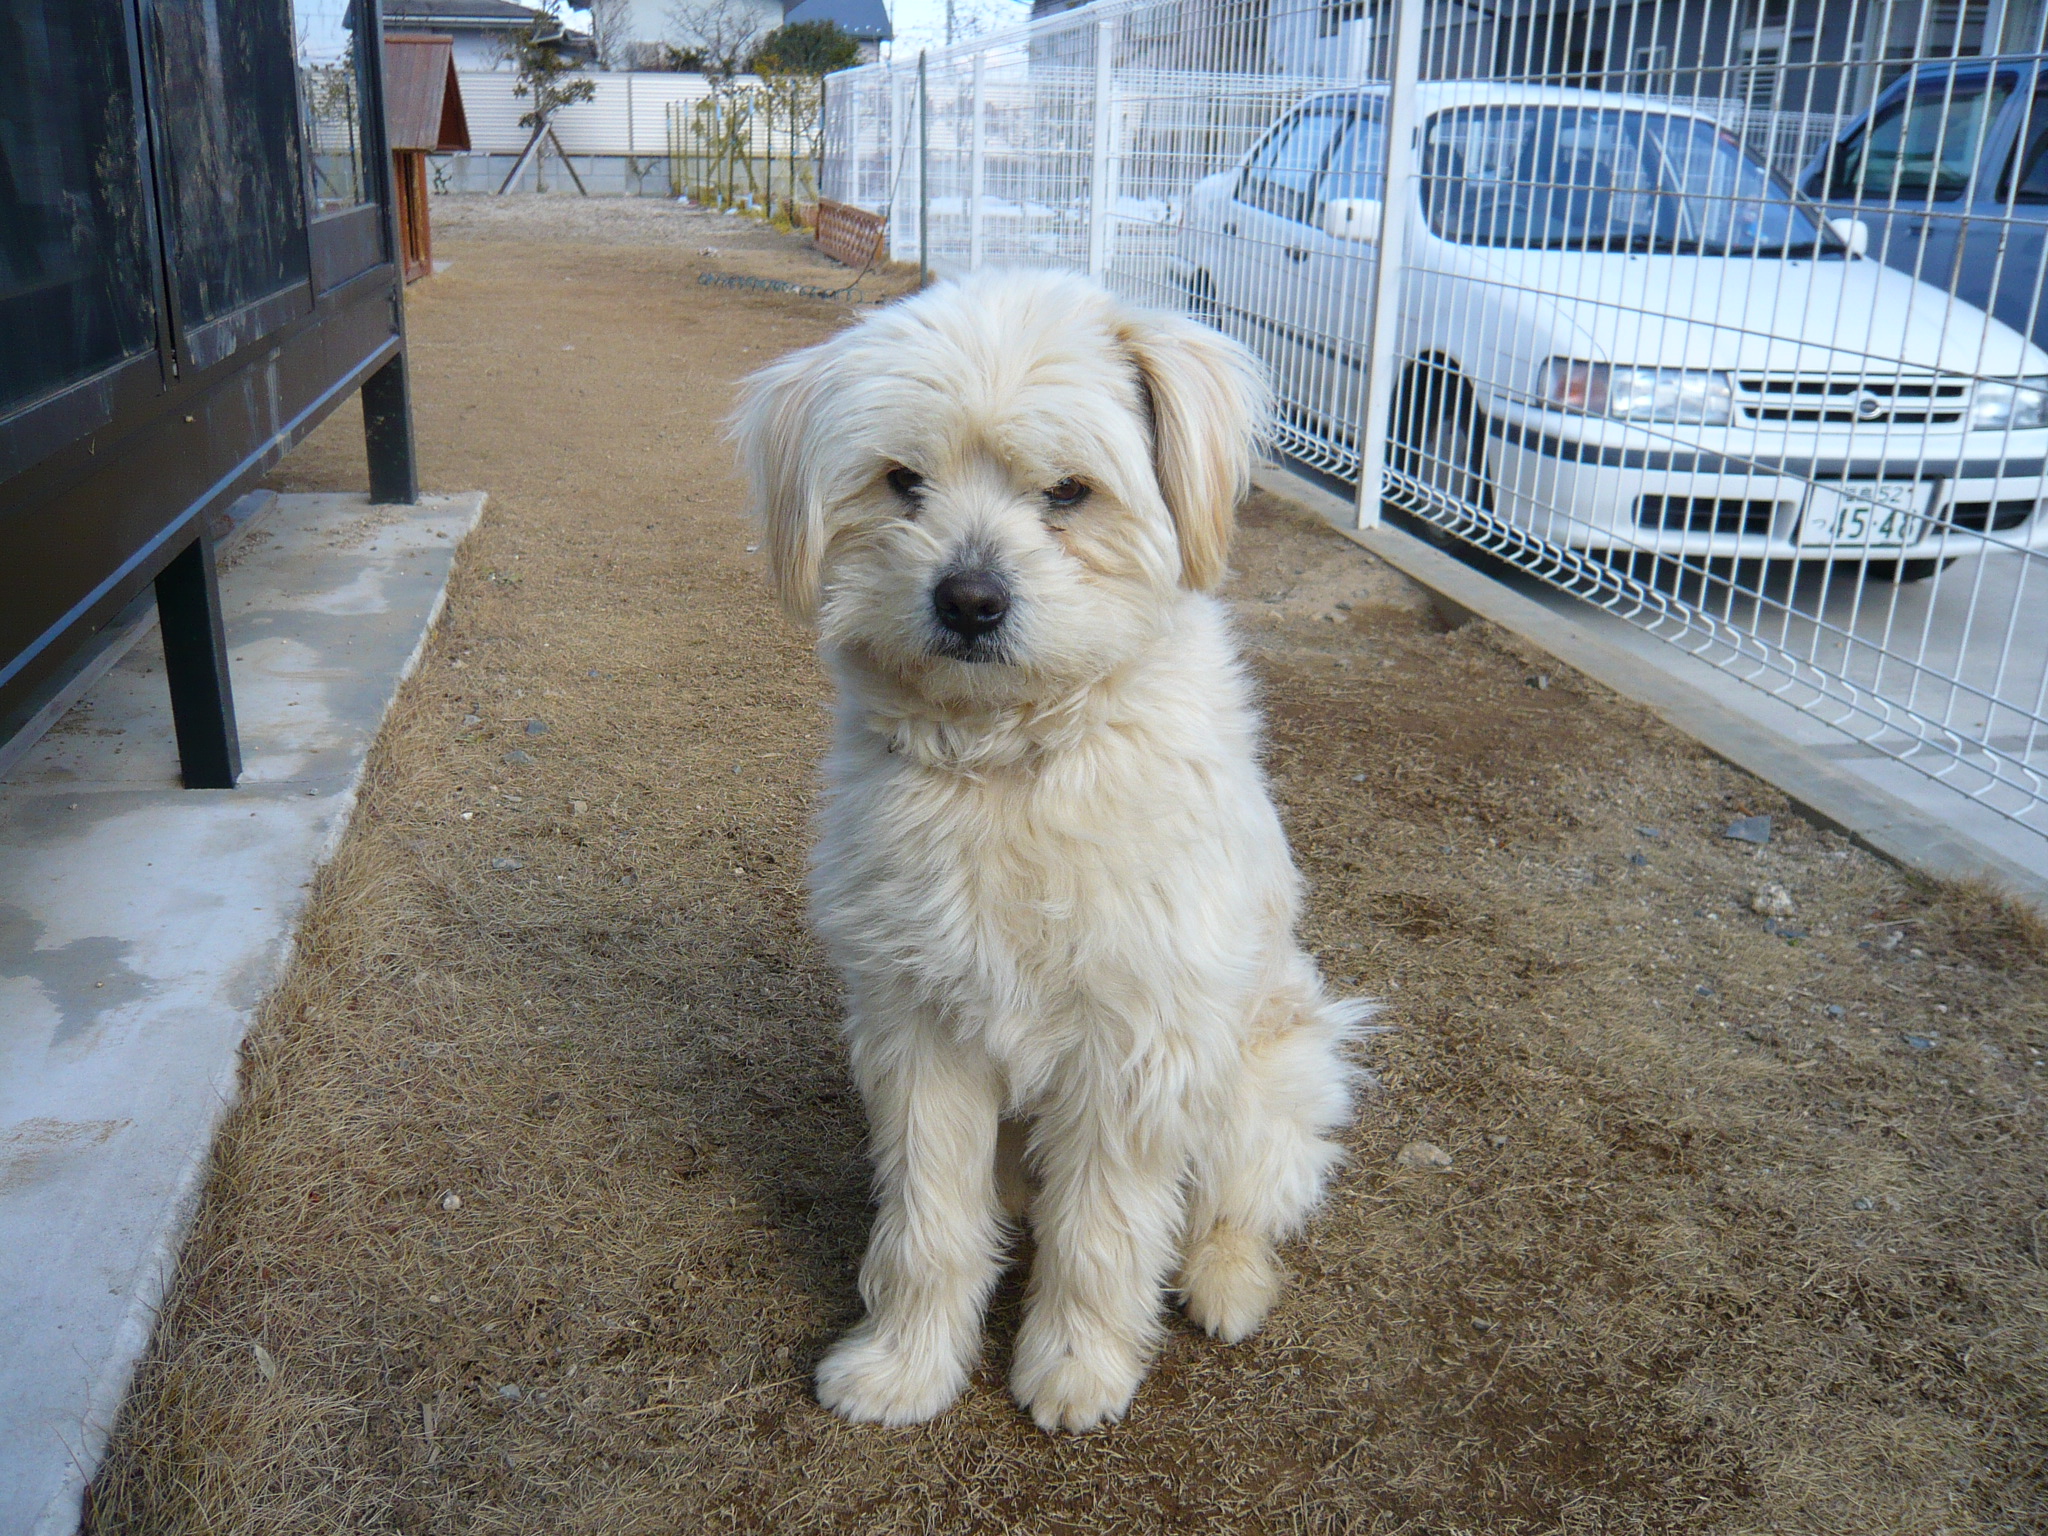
[1172,82,2048,573]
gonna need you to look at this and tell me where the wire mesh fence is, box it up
[823,0,2048,840]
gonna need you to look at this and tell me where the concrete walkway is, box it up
[0,491,482,1536]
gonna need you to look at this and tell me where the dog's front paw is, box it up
[1010,1321,1145,1433]
[1179,1222,1281,1344]
[815,1322,968,1426]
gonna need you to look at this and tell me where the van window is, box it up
[1815,70,2016,202]
[1316,109,1384,211]
[1238,108,1346,225]
[1999,90,2048,203]
[1420,105,1824,255]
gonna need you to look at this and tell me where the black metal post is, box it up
[362,350,419,505]
[154,531,240,789]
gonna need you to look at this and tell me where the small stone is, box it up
[461,714,482,727]
[1628,852,1649,867]
[1724,814,1773,844]
[1903,1033,1938,1051]
[1695,983,1716,997]
[570,800,587,815]
[1487,1133,1508,1149]
[440,1192,461,1212]
[497,1383,522,1401]
[1750,882,1797,917]
[1394,1140,1453,1171]
[1851,1196,1874,1211]
[525,718,548,735]
[1527,673,1550,689]
[492,857,523,872]
[426,1294,445,1304]
[1636,827,1662,840]
[1470,1318,1495,1332]
[1825,1004,1846,1020]
[460,810,474,821]
[502,749,534,767]
[1351,773,1368,783]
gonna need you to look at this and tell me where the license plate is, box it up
[1798,481,1933,548]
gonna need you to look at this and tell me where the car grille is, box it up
[1944,499,2035,532]
[1733,372,1970,426]
[1635,495,1782,534]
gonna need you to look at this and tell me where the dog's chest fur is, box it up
[811,603,1298,1076]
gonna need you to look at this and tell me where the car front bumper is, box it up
[1476,413,2048,559]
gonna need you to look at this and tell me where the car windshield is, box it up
[1422,104,1832,255]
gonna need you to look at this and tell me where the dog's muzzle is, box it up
[931,569,1011,658]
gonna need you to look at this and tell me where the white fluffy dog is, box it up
[734,269,1367,1433]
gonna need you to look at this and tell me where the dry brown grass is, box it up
[87,202,2048,1535]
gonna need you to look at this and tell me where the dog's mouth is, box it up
[930,630,1012,665]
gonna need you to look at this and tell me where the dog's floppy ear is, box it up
[1119,309,1269,592]
[733,341,836,622]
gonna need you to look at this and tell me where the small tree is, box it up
[510,12,596,129]
[667,0,771,81]
[747,19,861,75]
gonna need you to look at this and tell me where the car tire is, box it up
[1391,361,1492,521]
[1183,271,1219,327]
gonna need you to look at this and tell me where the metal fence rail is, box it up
[823,0,2048,840]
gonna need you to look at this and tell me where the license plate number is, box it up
[1798,481,1932,548]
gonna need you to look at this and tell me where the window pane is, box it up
[2001,91,2048,203]
[1650,115,1821,252]
[1835,72,2016,202]
[297,0,372,214]
[1318,111,1383,206]
[0,1,158,418]
[1255,110,1345,223]
[152,0,310,332]
[1423,107,1675,251]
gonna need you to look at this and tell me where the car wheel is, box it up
[1183,271,1218,327]
[1392,361,1491,519]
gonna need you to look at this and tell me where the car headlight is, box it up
[1537,361,1734,425]
[1969,378,2048,431]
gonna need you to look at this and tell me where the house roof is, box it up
[381,0,587,37]
[384,35,473,152]
[781,0,893,42]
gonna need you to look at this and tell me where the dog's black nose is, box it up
[932,570,1010,638]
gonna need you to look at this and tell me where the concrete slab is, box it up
[1255,463,2048,914]
[0,491,484,1536]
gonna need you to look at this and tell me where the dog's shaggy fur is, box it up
[735,270,1368,1433]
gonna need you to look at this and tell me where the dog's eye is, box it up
[1044,478,1090,508]
[885,466,925,500]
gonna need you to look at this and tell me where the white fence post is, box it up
[968,50,987,272]
[888,70,908,261]
[918,51,930,286]
[1087,17,1116,277]
[1352,0,1424,531]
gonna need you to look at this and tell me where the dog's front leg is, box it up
[816,1016,1008,1426]
[1011,1084,1187,1432]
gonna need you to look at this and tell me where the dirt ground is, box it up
[88,198,2047,1535]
